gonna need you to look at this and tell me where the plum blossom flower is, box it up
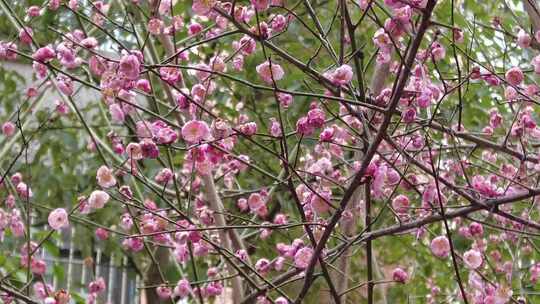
[239,121,258,136]
[88,190,110,209]
[95,228,109,240]
[140,139,159,158]
[136,79,151,93]
[174,279,191,298]
[296,116,314,136]
[154,124,178,145]
[126,142,143,160]
[48,208,69,230]
[463,249,482,269]
[205,281,223,296]
[251,0,270,11]
[159,67,183,84]
[81,37,98,49]
[469,222,484,237]
[277,92,293,107]
[32,46,56,63]
[329,64,353,85]
[2,122,15,137]
[56,43,78,68]
[294,246,313,269]
[517,29,531,48]
[55,101,69,115]
[16,182,33,199]
[505,67,524,86]
[155,168,174,184]
[182,120,210,143]
[192,0,216,15]
[471,175,501,197]
[56,75,74,96]
[156,285,172,299]
[453,28,464,43]
[275,297,289,304]
[27,6,41,17]
[392,194,410,213]
[236,36,257,55]
[256,60,284,84]
[0,42,17,61]
[11,172,22,184]
[233,55,244,70]
[271,14,288,32]
[319,126,334,141]
[88,277,106,294]
[96,166,116,188]
[255,258,272,274]
[44,297,56,304]
[430,42,446,61]
[48,0,60,10]
[119,53,141,80]
[33,282,53,299]
[54,290,70,304]
[505,86,517,101]
[18,27,33,45]
[402,107,416,123]
[188,22,203,35]
[392,267,408,283]
[248,193,266,212]
[307,107,326,128]
[148,18,164,35]
[430,236,450,258]
[109,103,125,123]
[30,259,47,275]
[124,237,144,252]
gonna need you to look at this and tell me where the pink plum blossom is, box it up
[256,60,285,84]
[88,190,110,209]
[329,64,353,85]
[96,166,116,188]
[48,208,69,230]
[505,67,524,86]
[430,236,450,258]
[2,122,15,137]
[392,267,408,283]
[463,249,483,269]
[294,247,313,269]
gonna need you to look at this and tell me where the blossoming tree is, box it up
[1,0,540,303]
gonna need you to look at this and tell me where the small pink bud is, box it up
[95,228,110,240]
[517,29,531,48]
[156,285,172,299]
[2,122,15,137]
[136,79,151,93]
[27,6,41,17]
[18,27,33,45]
[392,267,408,283]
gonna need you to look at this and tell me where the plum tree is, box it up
[1,0,540,303]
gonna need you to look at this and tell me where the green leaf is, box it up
[53,263,65,282]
